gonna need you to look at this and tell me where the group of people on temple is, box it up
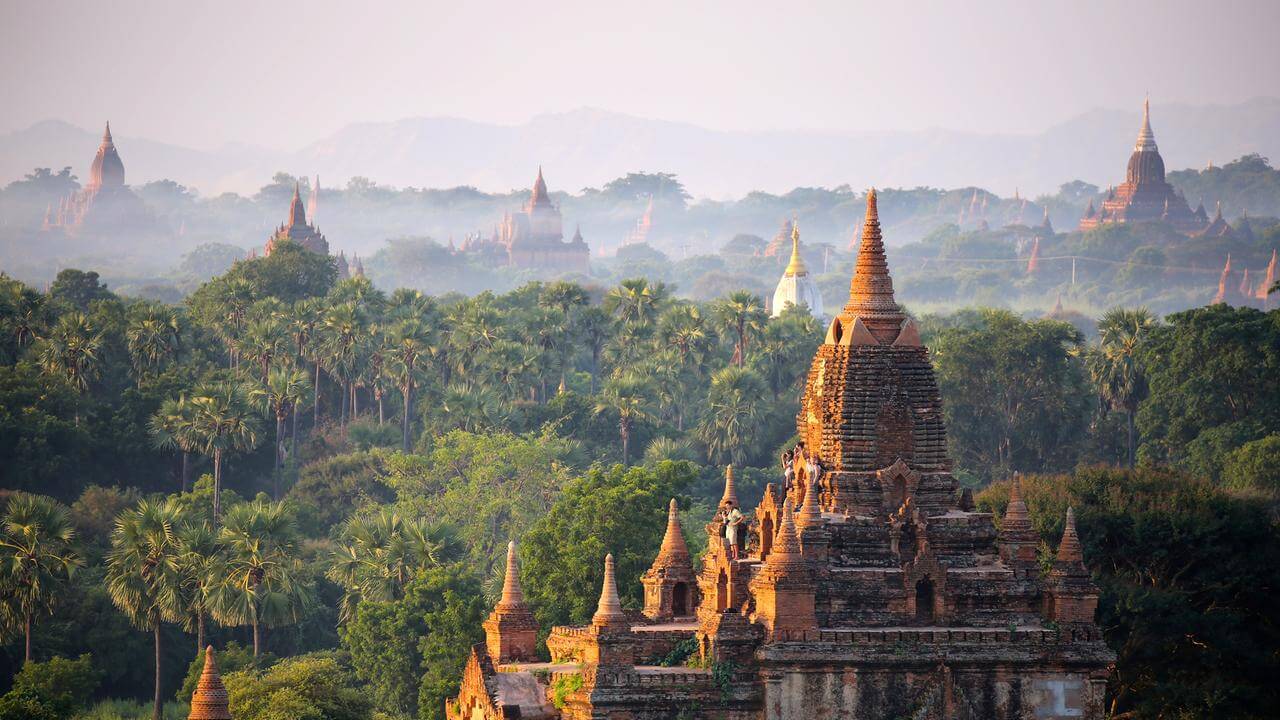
[718,442,825,561]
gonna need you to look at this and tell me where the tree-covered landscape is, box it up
[0,235,1277,718]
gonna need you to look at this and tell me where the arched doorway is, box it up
[915,577,935,624]
[672,582,688,616]
[716,570,729,612]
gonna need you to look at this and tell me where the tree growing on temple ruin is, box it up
[0,494,82,664]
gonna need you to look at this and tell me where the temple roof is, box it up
[88,121,125,190]
[288,182,307,227]
[1134,98,1158,153]
[530,166,552,208]
[653,499,691,566]
[841,189,905,343]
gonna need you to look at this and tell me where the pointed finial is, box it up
[784,221,808,277]
[795,475,823,530]
[188,645,232,720]
[720,465,738,509]
[843,188,903,342]
[592,553,628,628]
[655,499,690,563]
[1135,96,1157,152]
[103,121,113,142]
[498,540,526,608]
[1056,507,1084,564]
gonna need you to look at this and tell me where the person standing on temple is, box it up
[725,506,744,560]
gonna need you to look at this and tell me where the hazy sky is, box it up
[2,0,1278,151]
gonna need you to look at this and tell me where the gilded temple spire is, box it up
[783,222,808,277]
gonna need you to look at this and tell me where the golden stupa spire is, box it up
[784,221,808,277]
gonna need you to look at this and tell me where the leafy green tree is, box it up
[105,499,186,720]
[149,395,198,493]
[326,508,459,621]
[340,564,485,720]
[224,652,372,720]
[186,381,263,523]
[126,305,182,386]
[521,461,698,630]
[697,366,768,467]
[594,375,655,465]
[6,653,99,717]
[0,275,47,363]
[1137,304,1280,472]
[1086,307,1157,467]
[0,493,81,663]
[605,278,669,328]
[211,500,313,657]
[714,290,767,367]
[48,269,114,311]
[174,519,220,655]
[1220,434,1280,495]
[932,309,1090,482]
[252,368,311,496]
[36,311,103,424]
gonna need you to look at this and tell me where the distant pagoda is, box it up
[770,222,824,318]
[44,122,156,237]
[1078,99,1203,234]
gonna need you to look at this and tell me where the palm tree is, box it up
[326,509,458,621]
[715,291,767,367]
[440,383,501,432]
[37,311,103,425]
[0,278,46,359]
[539,281,589,316]
[386,318,432,451]
[237,316,288,383]
[320,302,365,424]
[211,500,313,657]
[174,519,219,656]
[251,368,311,497]
[149,395,198,493]
[594,375,655,465]
[126,306,181,386]
[605,278,668,327]
[289,299,324,428]
[187,382,263,523]
[698,366,767,467]
[1087,307,1158,467]
[0,494,81,664]
[574,306,612,393]
[105,499,185,720]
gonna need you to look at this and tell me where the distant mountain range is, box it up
[3,99,1279,199]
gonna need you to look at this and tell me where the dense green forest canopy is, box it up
[0,244,1278,719]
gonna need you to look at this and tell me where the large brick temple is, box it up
[1077,99,1205,234]
[42,122,157,238]
[450,190,1114,720]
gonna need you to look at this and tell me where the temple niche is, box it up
[448,189,1114,720]
[43,122,159,239]
[1078,99,1204,234]
[461,168,590,273]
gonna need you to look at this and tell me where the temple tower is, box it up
[770,223,824,318]
[642,499,697,619]
[998,476,1039,570]
[746,501,815,637]
[483,540,540,663]
[1044,508,1101,625]
[585,554,635,667]
[188,646,232,720]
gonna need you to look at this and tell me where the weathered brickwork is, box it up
[448,190,1113,720]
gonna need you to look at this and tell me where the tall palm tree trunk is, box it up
[152,623,163,720]
[377,392,384,425]
[24,613,32,663]
[1127,411,1136,469]
[196,613,206,657]
[181,452,191,493]
[213,449,223,524]
[402,382,413,451]
[274,415,284,499]
[291,404,299,455]
[313,361,321,426]
[252,610,261,657]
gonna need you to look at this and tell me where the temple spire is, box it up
[188,646,232,720]
[1056,507,1084,565]
[843,189,904,342]
[719,465,738,510]
[783,222,809,277]
[766,499,803,563]
[103,121,113,143]
[1135,97,1157,152]
[656,499,690,563]
[530,166,551,207]
[592,553,628,628]
[288,182,306,227]
[498,541,525,609]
